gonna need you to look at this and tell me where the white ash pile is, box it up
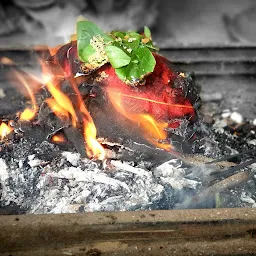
[0,143,200,214]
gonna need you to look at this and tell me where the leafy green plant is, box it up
[77,20,158,85]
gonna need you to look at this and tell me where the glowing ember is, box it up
[51,134,66,143]
[0,122,13,141]
[0,57,14,65]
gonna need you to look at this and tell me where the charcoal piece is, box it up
[37,102,70,131]
[63,127,86,158]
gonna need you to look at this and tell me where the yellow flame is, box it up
[68,76,105,160]
[0,122,13,140]
[84,121,105,160]
[45,98,69,121]
[13,71,38,121]
[20,109,37,121]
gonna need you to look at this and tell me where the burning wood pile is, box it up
[0,21,255,214]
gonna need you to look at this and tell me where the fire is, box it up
[48,45,63,56]
[5,43,193,159]
[43,77,78,127]
[0,122,13,141]
[67,76,105,160]
[13,71,38,121]
[45,98,70,121]
[107,87,171,150]
[3,54,105,160]
[84,121,105,160]
[40,62,105,160]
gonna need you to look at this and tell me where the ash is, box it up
[1,107,256,214]
[195,107,256,158]
[0,140,200,214]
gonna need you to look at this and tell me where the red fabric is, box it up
[50,43,196,127]
[100,54,196,124]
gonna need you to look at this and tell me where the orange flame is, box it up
[43,77,78,127]
[0,122,13,141]
[45,98,70,121]
[68,76,105,160]
[4,55,105,160]
[84,120,106,160]
[40,61,105,160]
[0,57,14,65]
[48,45,63,56]
[107,88,171,150]
[13,71,38,121]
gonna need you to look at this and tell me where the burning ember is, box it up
[0,122,13,141]
[51,133,66,143]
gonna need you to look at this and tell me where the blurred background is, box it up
[1,0,256,47]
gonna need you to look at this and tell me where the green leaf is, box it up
[144,26,151,39]
[105,45,131,69]
[145,42,159,51]
[79,44,96,63]
[112,31,126,39]
[126,47,156,81]
[76,20,157,84]
[111,41,130,56]
[136,47,156,73]
[126,55,140,81]
[127,32,142,40]
[115,66,127,81]
[123,39,140,54]
[77,21,113,62]
[77,21,113,44]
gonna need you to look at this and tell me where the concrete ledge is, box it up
[1,208,256,255]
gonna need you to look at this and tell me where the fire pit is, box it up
[0,23,256,255]
[0,41,255,214]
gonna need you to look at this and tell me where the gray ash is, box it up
[0,145,192,213]
[193,108,256,159]
[1,105,256,214]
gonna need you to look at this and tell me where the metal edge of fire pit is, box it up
[1,208,256,255]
